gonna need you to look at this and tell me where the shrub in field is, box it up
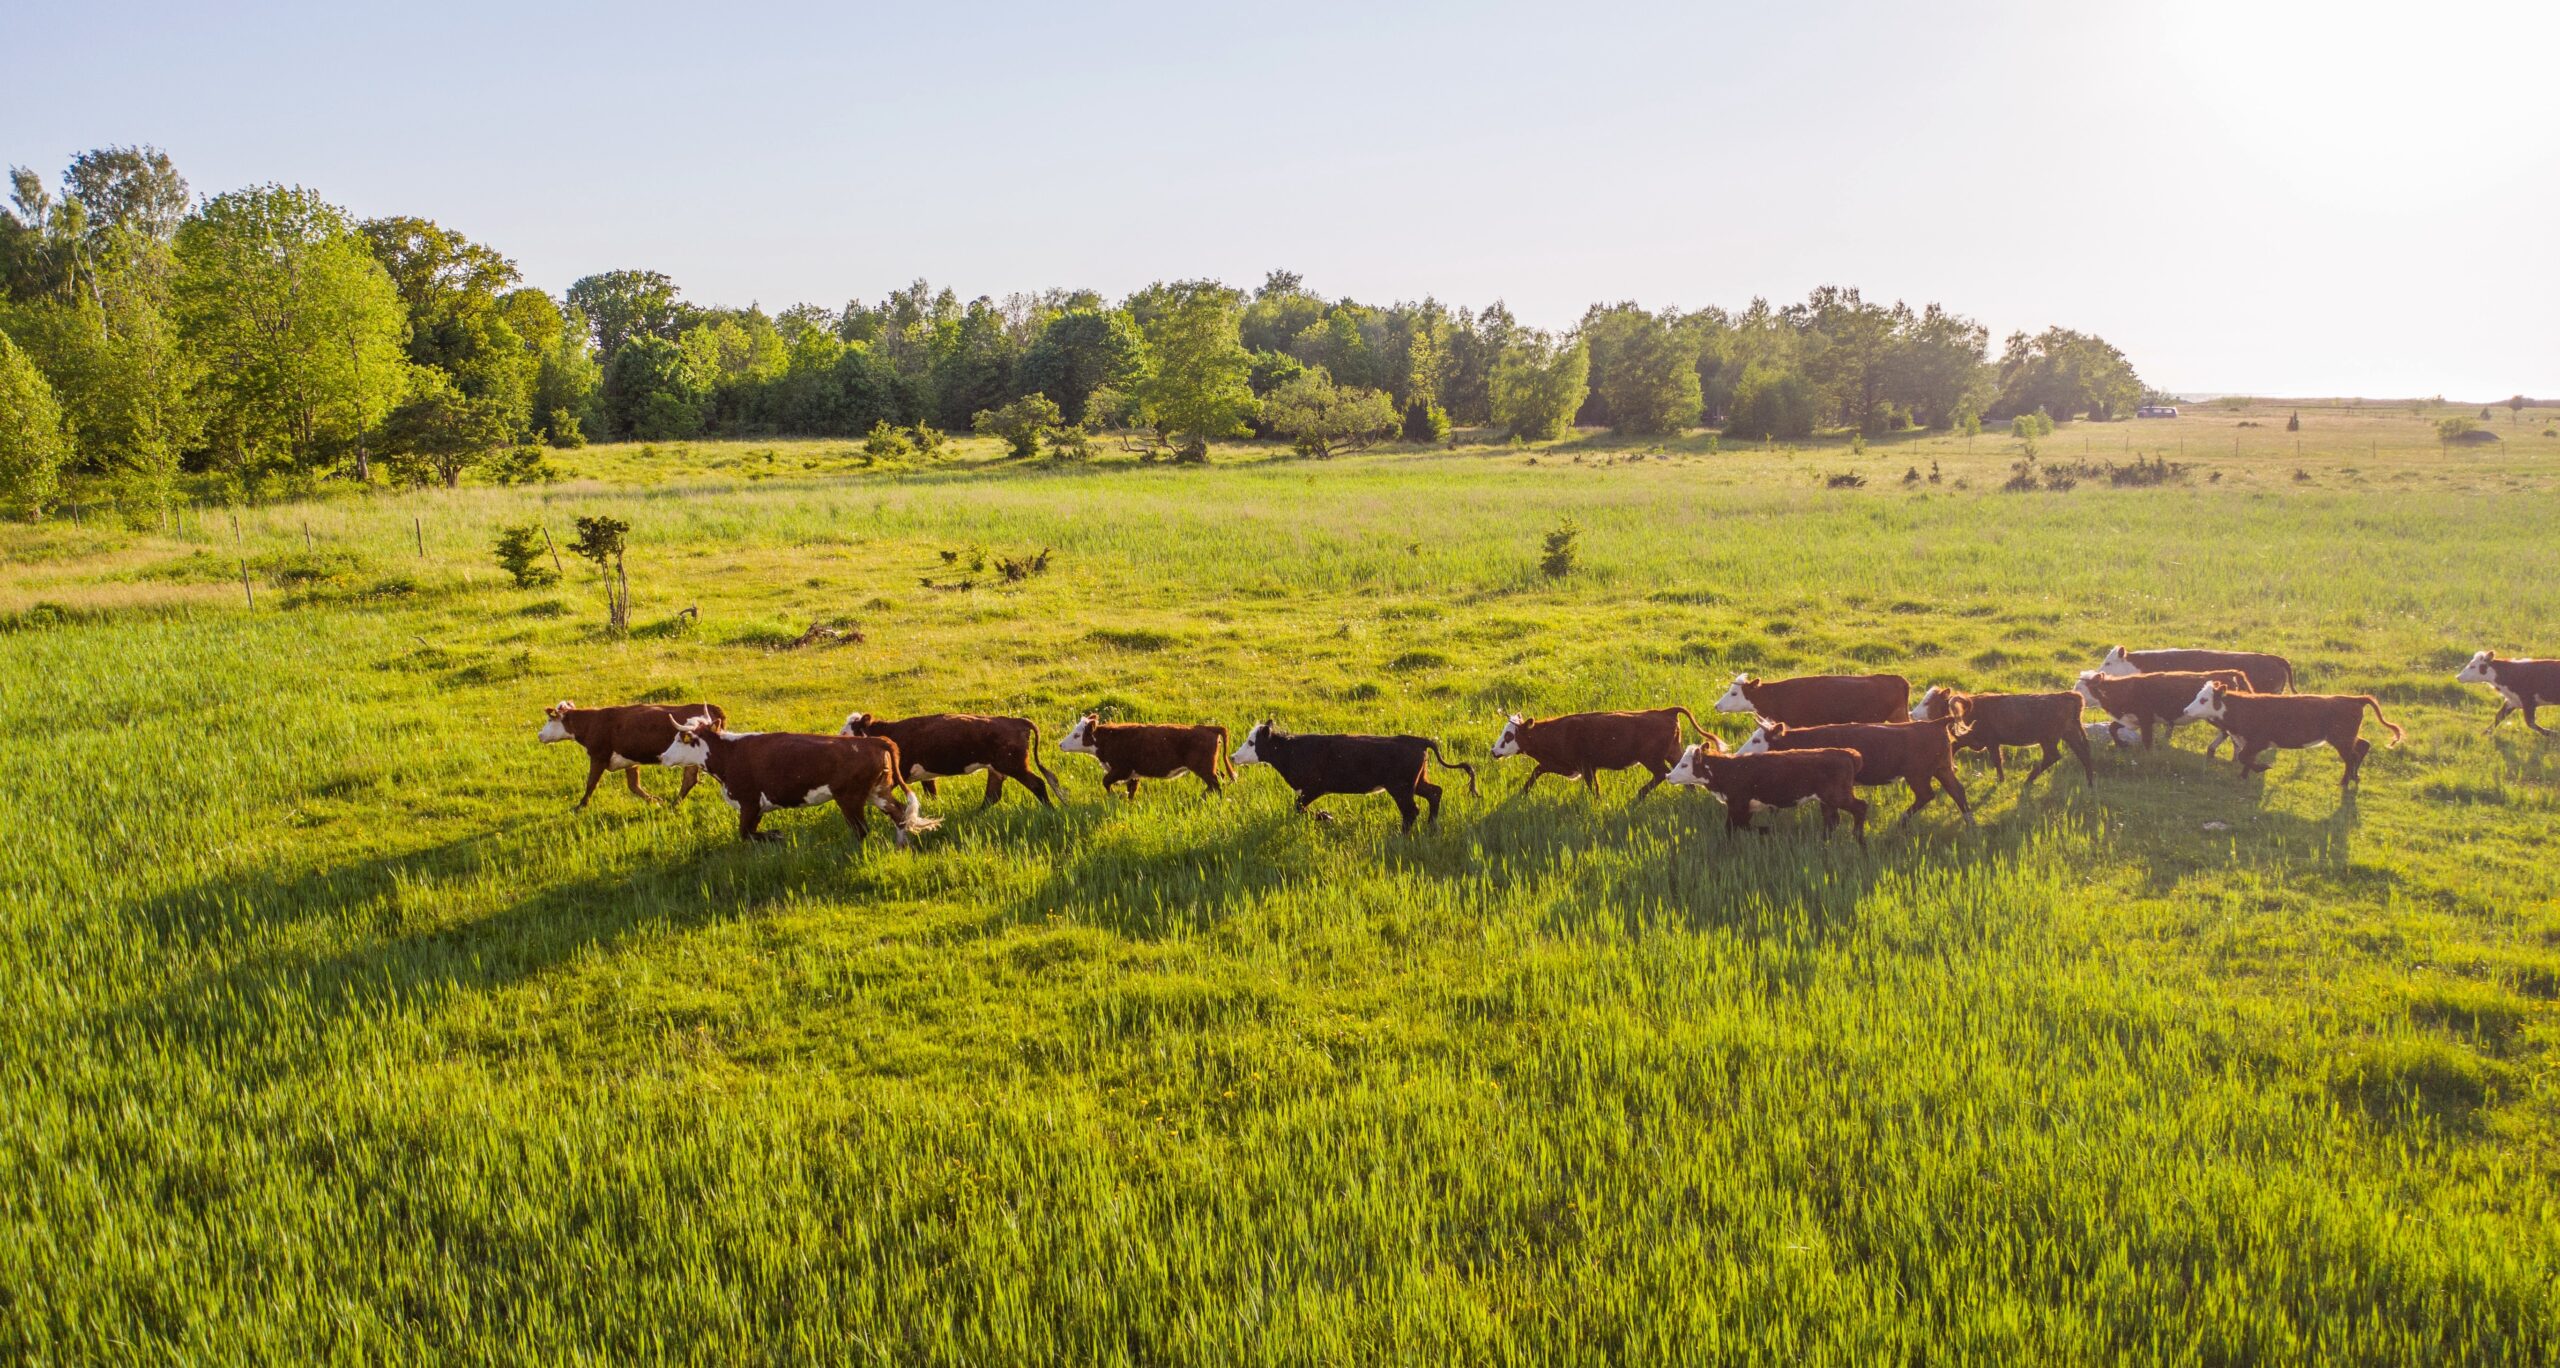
[0,331,69,519]
[488,446,560,486]
[910,422,947,457]
[1402,399,1450,443]
[544,409,586,448]
[2437,415,2478,444]
[491,523,560,589]
[1827,472,1866,489]
[567,514,632,631]
[1490,334,1589,442]
[1722,362,1816,441]
[1262,370,1398,459]
[862,420,913,461]
[2286,410,2301,432]
[973,394,1064,459]
[1539,518,1580,578]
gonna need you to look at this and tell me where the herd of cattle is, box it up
[533,648,2558,848]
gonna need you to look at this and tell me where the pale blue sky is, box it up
[9,0,2553,397]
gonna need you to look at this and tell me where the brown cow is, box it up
[2099,646,2295,694]
[1910,686,2093,786]
[537,700,723,809]
[2073,669,2248,751]
[2456,651,2560,734]
[1665,740,1869,841]
[1713,673,1911,726]
[659,722,939,847]
[1058,714,1234,798]
[2179,682,2404,788]
[838,712,1059,808]
[1736,719,1972,823]
[1488,706,1712,799]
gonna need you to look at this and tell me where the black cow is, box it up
[1231,721,1476,832]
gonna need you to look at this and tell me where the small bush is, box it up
[1539,518,1580,579]
[488,446,560,486]
[862,421,913,461]
[1826,472,1866,489]
[492,524,560,589]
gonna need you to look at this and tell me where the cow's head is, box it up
[2097,646,2138,678]
[838,711,874,737]
[1059,714,1101,754]
[660,715,717,767]
[2181,681,2230,723]
[1735,722,1781,755]
[1665,743,1718,788]
[2456,650,2496,685]
[1909,686,1958,722]
[537,700,575,743]
[1490,714,1528,758]
[1712,673,1758,713]
[2072,670,2104,708]
[1233,720,1274,767]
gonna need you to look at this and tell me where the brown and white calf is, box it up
[2099,646,2294,694]
[2180,681,2403,788]
[1231,722,1476,833]
[1665,741,1869,841]
[1736,719,1972,823]
[660,722,939,847]
[1489,706,1711,799]
[1910,686,2094,785]
[838,712,1059,808]
[537,700,723,809]
[2456,651,2560,734]
[2073,669,2249,752]
[1057,715,1234,797]
[1713,673,1911,726]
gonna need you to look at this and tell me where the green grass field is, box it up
[4,400,2557,1361]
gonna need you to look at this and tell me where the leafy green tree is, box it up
[1443,302,1519,427]
[64,147,190,245]
[360,217,543,436]
[1581,304,1699,436]
[1,221,199,516]
[567,515,632,631]
[1989,327,2144,421]
[1240,271,1327,355]
[1134,281,1255,460]
[565,270,682,362]
[1247,349,1307,400]
[1880,304,1988,429]
[1721,362,1817,440]
[2507,395,2526,425]
[972,393,1064,458]
[382,370,514,487]
[172,185,411,481]
[601,335,706,439]
[0,330,70,517]
[1259,368,1399,458]
[1017,308,1145,424]
[1490,333,1590,441]
[491,523,560,588]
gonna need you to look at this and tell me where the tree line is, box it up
[0,146,2151,519]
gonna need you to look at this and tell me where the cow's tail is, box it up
[2362,697,2405,747]
[884,774,941,833]
[1424,741,1479,795]
[1215,726,1236,780]
[1670,705,1711,744]
[1025,718,1062,786]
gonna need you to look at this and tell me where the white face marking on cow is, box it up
[2085,720,2134,748]
[660,734,710,767]
[2181,684,2226,722]
[1712,674,1756,714]
[1059,716,1098,754]
[2072,671,2103,708]
[537,718,570,743]
[837,712,869,736]
[1232,723,1269,767]
[1735,725,1774,756]
[1665,744,1711,786]
[1909,686,1946,722]
[2097,646,2138,678]
[2456,651,2495,685]
[1491,715,1525,758]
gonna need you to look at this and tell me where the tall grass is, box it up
[2,424,2556,1361]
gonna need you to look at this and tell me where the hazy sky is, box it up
[8,0,2554,397]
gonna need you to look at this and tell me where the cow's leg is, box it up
[739,803,774,843]
[1897,775,1938,824]
[2136,716,2157,750]
[1125,777,1142,800]
[574,752,610,810]
[1197,769,1219,796]
[674,766,700,805]
[2525,701,2552,736]
[1515,766,1554,797]
[622,765,660,804]
[1942,769,1972,820]
[1294,790,1332,822]
[919,778,939,797]
[839,796,870,844]
[980,771,1007,809]
[1580,769,1601,798]
[2485,701,2514,733]
[1843,794,1870,845]
[997,763,1053,808]
[2021,741,2060,786]
[2238,740,2274,776]
[1415,778,1444,827]
[1631,760,1670,800]
[1988,746,2007,782]
[2065,729,2095,785]
[1819,802,1839,837]
[2341,735,2372,787]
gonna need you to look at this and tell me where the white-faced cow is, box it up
[2456,651,2560,735]
[2180,681,2403,788]
[2073,669,2249,753]
[1489,706,1712,800]
[1910,686,2094,786]
[2099,646,2295,694]
[537,700,723,809]
[838,712,1059,809]
[1736,719,1972,824]
[660,721,939,848]
[1713,673,1910,727]
[1057,715,1234,798]
[1665,740,1869,842]
[1231,722,1476,833]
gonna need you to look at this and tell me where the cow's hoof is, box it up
[1311,811,1335,823]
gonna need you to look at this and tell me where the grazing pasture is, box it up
[4,405,2558,1361]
